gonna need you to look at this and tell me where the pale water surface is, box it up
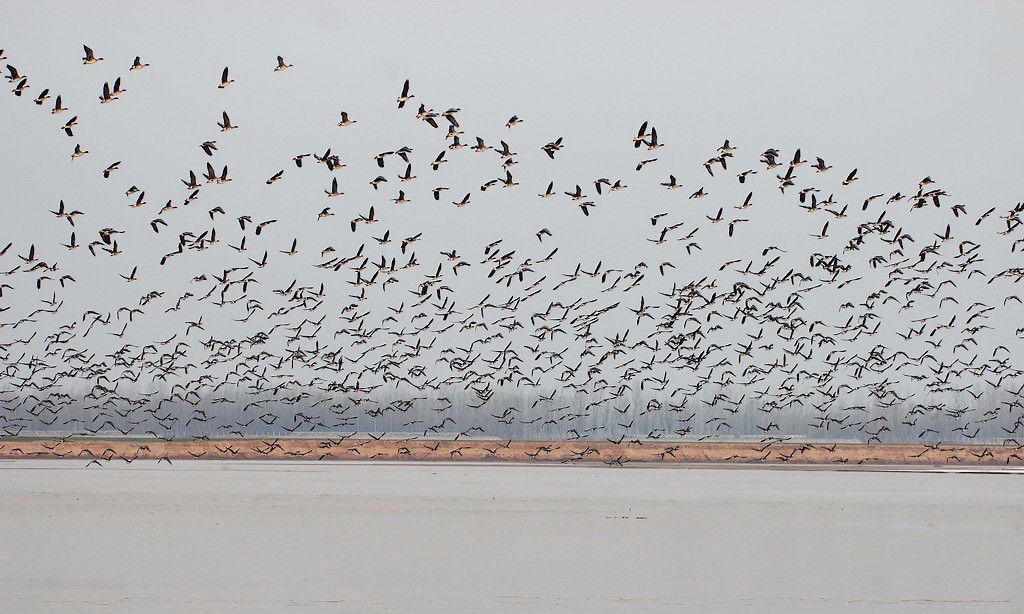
[1,461,1021,613]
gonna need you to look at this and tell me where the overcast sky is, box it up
[1,0,1022,359]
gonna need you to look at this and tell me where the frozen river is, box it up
[1,460,1022,613]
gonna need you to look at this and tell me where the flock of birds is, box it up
[2,44,1024,465]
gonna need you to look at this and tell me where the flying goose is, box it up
[337,111,356,127]
[61,115,78,137]
[396,79,413,108]
[325,177,343,197]
[633,121,649,147]
[430,151,446,170]
[98,82,117,103]
[660,175,680,189]
[217,111,237,131]
[11,77,29,96]
[82,45,103,65]
[217,66,234,88]
[274,55,292,71]
[812,157,832,172]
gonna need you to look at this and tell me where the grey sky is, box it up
[2,1,1021,312]
[1,1,1023,441]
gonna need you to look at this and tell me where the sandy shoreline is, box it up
[2,438,1021,466]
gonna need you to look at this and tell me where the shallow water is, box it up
[1,460,1022,613]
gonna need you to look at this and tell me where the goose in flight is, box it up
[218,67,234,89]
[635,158,657,171]
[337,111,356,127]
[633,121,649,147]
[736,191,754,210]
[506,115,523,128]
[255,220,277,235]
[98,81,117,103]
[395,146,413,163]
[737,169,756,183]
[82,45,103,65]
[119,266,138,283]
[789,148,806,167]
[129,56,149,71]
[565,185,586,200]
[61,115,78,137]
[4,64,22,82]
[325,177,343,197]
[399,163,417,181]
[495,140,517,157]
[61,232,78,250]
[501,170,518,188]
[274,55,292,71]
[541,137,564,158]
[396,79,413,108]
[645,126,664,150]
[812,157,832,172]
[430,151,446,170]
[728,219,749,237]
[472,137,491,153]
[217,111,237,131]
[350,206,376,231]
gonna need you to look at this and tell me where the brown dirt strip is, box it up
[1,439,1022,466]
